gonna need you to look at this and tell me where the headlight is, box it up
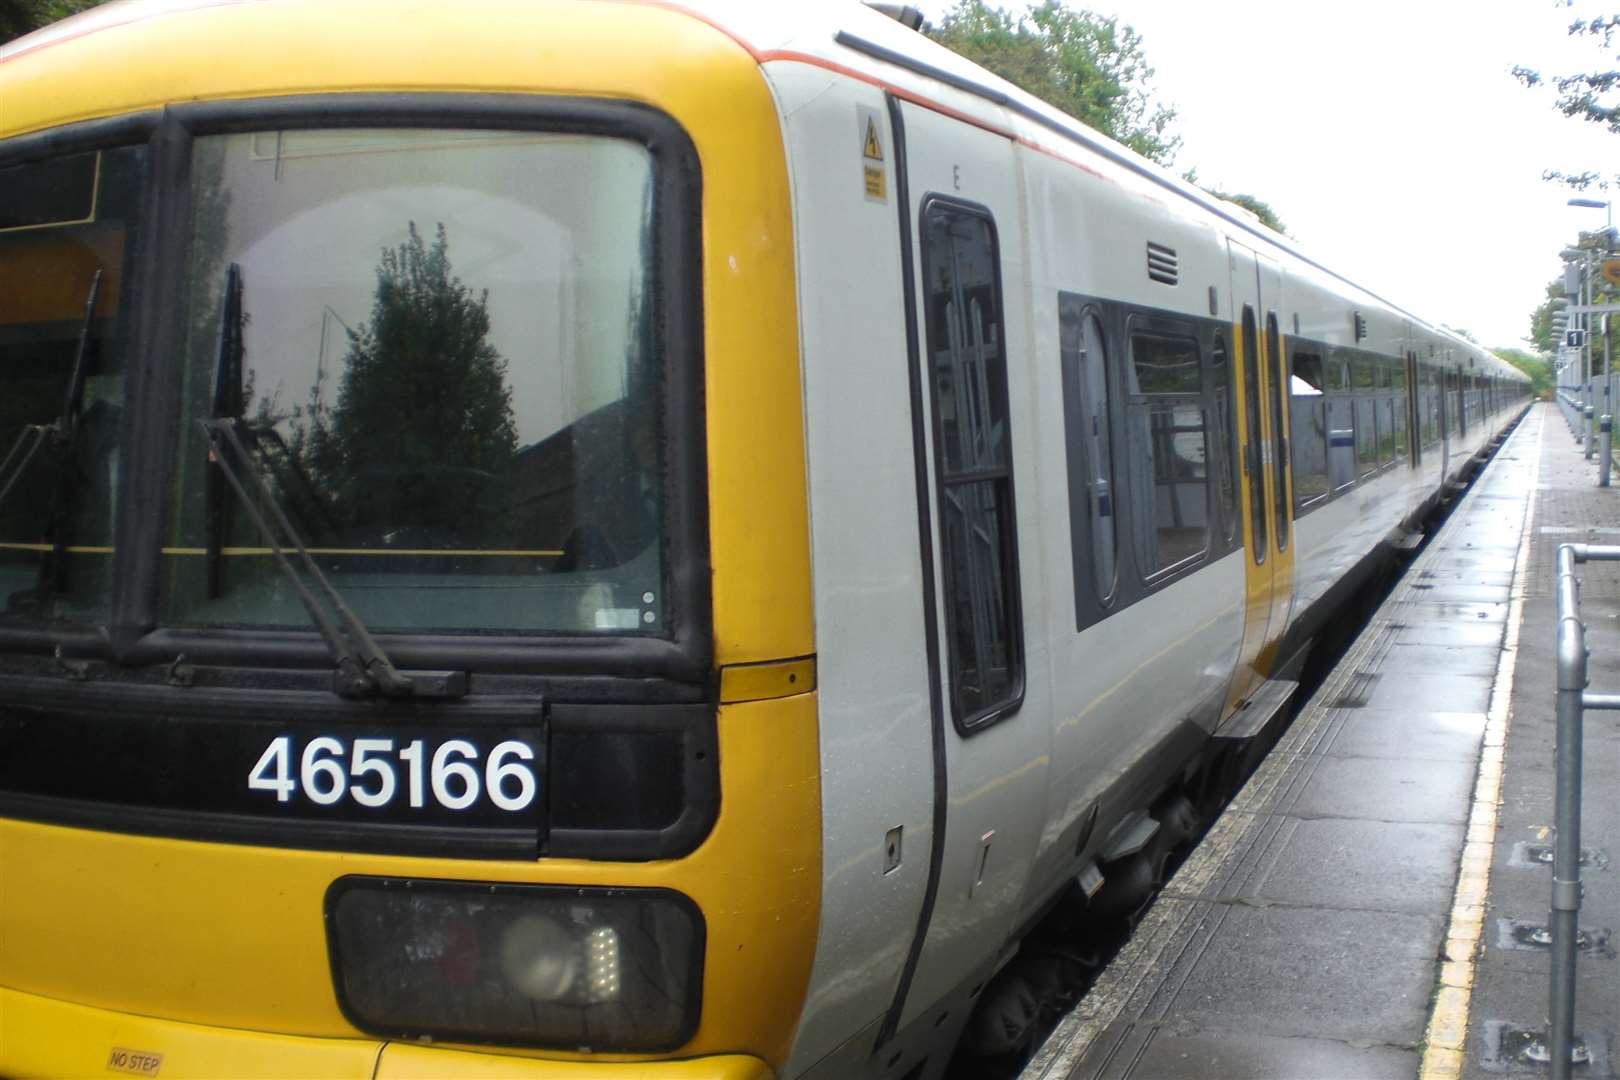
[325,877,703,1051]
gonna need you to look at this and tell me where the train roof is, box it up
[1,0,1525,380]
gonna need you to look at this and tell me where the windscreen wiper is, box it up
[0,270,103,516]
[198,417,466,700]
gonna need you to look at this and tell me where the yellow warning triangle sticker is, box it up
[863,118,883,162]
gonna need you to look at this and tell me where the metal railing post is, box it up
[1584,404,1596,458]
[1602,416,1613,487]
[1550,542,1620,1077]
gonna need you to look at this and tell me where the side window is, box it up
[921,199,1022,728]
[1059,296,1118,610]
[1394,357,1410,462]
[1352,356,1377,477]
[1422,363,1439,447]
[1127,329,1209,576]
[1211,334,1238,545]
[1290,350,1328,507]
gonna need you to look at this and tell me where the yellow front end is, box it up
[0,1,818,1075]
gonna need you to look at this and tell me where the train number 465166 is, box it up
[247,735,539,812]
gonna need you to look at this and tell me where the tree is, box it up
[1494,347,1554,398]
[305,223,518,540]
[0,0,108,45]
[1513,12,1619,191]
[1182,169,1288,235]
[927,0,1180,165]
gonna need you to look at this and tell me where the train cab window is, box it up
[1289,351,1329,507]
[921,199,1023,728]
[1211,334,1238,545]
[1126,329,1209,576]
[1058,297,1118,609]
[0,145,145,626]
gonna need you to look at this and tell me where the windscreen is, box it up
[162,129,666,636]
[0,146,143,625]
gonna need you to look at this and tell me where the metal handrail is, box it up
[1549,543,1618,1078]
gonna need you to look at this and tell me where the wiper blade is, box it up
[199,417,464,700]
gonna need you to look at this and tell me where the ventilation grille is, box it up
[1146,242,1178,285]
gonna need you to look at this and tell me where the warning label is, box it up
[857,105,887,204]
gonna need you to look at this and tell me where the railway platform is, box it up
[1020,402,1620,1080]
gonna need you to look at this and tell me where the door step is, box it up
[1215,678,1299,740]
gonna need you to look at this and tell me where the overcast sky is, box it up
[913,0,1615,350]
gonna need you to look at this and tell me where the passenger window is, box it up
[921,200,1022,728]
[1290,351,1328,506]
[1127,330,1209,575]
[1352,357,1377,477]
[1059,297,1118,606]
[1380,398,1396,465]
[1211,334,1238,544]
[1393,389,1409,460]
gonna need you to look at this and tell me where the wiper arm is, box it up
[0,270,103,519]
[45,268,105,591]
[204,264,244,599]
[199,417,463,700]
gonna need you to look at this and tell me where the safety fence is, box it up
[1549,543,1616,1079]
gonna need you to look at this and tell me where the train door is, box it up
[1224,240,1288,705]
[879,97,1047,1044]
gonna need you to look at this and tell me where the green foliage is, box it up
[1493,347,1553,397]
[1513,12,1619,191]
[305,223,517,539]
[0,0,107,45]
[1528,277,1570,354]
[927,0,1180,165]
[1182,170,1288,235]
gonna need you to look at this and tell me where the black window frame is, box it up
[1287,348,1330,512]
[1058,294,1120,621]
[1125,314,1213,582]
[918,194,1025,734]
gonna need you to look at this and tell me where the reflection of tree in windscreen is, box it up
[306,223,517,542]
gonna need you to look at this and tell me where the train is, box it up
[0,1,1529,1078]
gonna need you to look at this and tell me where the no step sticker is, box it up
[107,1048,163,1077]
[857,105,887,204]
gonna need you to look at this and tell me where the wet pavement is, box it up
[1020,403,1620,1080]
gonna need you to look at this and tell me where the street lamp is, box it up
[1569,196,1612,230]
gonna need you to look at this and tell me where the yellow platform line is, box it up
[1419,411,1542,1080]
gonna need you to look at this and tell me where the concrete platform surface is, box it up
[1020,403,1619,1080]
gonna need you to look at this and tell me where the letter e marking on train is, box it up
[106,1048,163,1077]
[857,105,887,204]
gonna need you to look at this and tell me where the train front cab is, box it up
[0,3,823,1077]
